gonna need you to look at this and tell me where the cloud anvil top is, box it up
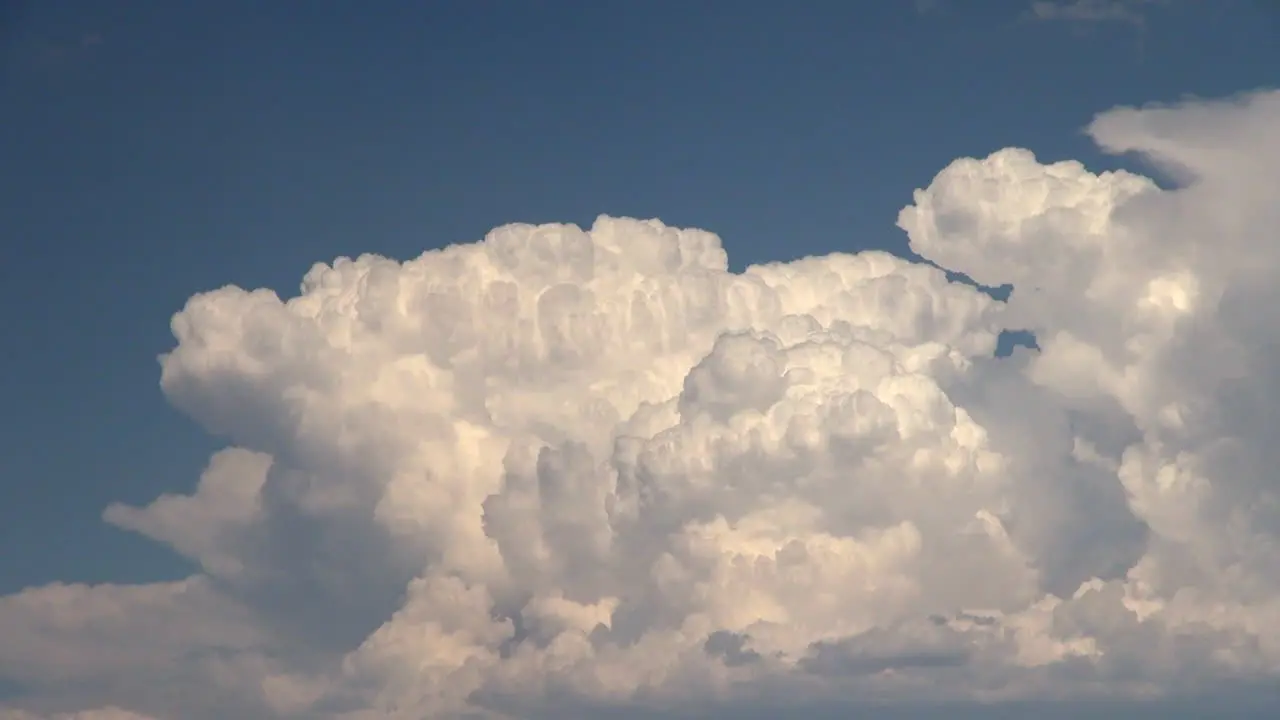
[5,89,1280,719]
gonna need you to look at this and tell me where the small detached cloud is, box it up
[2,88,1280,719]
[1026,0,1169,25]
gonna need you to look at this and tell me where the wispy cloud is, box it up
[34,32,105,67]
[913,0,945,16]
[1022,0,1178,62]
[1025,0,1168,26]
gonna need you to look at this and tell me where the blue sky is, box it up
[0,0,1276,602]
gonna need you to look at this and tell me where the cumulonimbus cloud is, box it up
[4,89,1280,720]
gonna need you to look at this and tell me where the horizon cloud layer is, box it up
[4,88,1280,719]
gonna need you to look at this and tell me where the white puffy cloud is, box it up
[4,88,1280,719]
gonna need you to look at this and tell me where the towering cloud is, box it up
[4,89,1280,719]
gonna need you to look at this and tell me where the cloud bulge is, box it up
[4,89,1280,719]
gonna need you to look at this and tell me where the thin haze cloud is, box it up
[2,87,1280,719]
[1023,0,1178,60]
[1027,0,1159,23]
